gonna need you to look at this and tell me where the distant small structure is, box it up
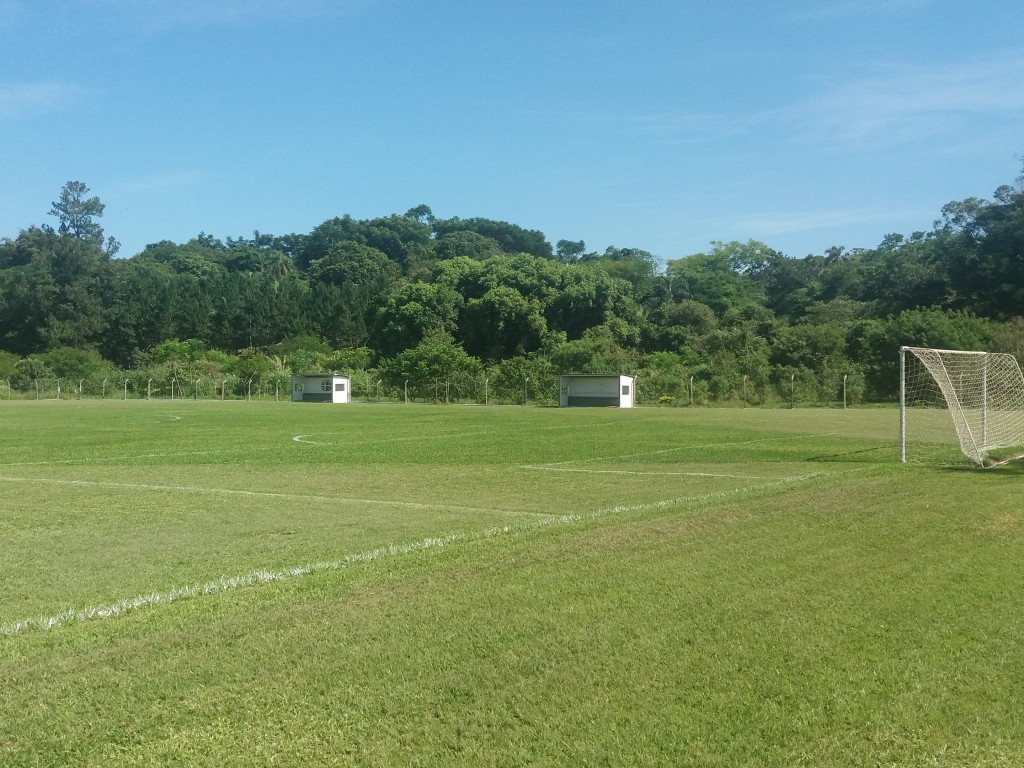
[291,374,351,404]
[558,374,635,408]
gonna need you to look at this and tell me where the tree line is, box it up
[1,171,1022,405]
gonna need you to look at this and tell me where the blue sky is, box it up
[2,0,1022,263]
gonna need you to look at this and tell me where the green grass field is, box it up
[1,401,1022,766]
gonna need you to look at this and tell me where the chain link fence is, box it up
[1,366,867,408]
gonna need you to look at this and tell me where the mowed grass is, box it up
[1,401,1022,766]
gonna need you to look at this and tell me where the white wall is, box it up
[291,376,350,403]
[559,375,634,407]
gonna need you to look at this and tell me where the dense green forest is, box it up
[2,171,1023,405]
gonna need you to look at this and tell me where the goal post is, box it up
[900,346,1024,467]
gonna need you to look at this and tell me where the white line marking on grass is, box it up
[0,468,871,638]
[0,450,231,467]
[293,430,496,446]
[521,466,770,479]
[0,536,475,637]
[536,433,838,467]
[291,420,625,447]
[0,475,516,516]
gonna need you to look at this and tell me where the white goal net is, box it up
[900,346,1024,466]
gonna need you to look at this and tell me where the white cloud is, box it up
[733,206,911,236]
[0,81,86,121]
[797,50,1024,151]
[572,108,760,150]
[623,112,756,146]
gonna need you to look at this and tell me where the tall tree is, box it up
[372,283,463,357]
[459,286,548,361]
[379,330,482,398]
[48,181,119,256]
[307,242,400,289]
[302,282,373,348]
[434,231,503,262]
[432,217,554,259]
[581,246,659,290]
[556,239,586,264]
[667,242,766,315]
[545,265,640,340]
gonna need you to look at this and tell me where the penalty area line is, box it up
[0,467,864,638]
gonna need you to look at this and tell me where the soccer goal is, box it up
[900,346,1024,467]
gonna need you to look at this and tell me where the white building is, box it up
[558,374,635,408]
[291,374,351,404]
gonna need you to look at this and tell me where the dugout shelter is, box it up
[559,374,635,408]
[291,374,351,404]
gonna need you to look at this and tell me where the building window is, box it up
[622,385,630,396]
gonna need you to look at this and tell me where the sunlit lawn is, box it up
[1,401,1022,766]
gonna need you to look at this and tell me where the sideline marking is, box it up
[0,450,230,467]
[522,466,770,479]
[291,420,624,447]
[0,468,867,637]
[0,475,518,516]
